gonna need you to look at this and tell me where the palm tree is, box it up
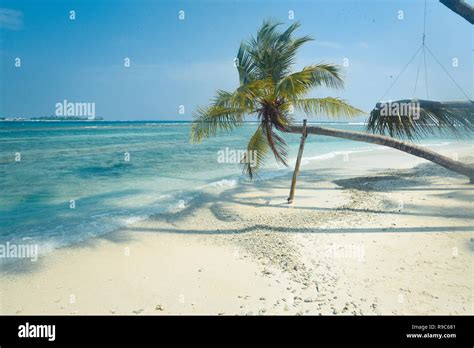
[191,20,362,177]
[191,20,474,183]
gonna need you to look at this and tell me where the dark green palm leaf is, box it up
[191,105,245,143]
[367,100,474,140]
[262,122,288,166]
[236,43,257,85]
[295,97,364,118]
[241,125,269,178]
[277,64,345,101]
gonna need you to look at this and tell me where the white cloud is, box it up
[358,41,369,49]
[0,8,23,30]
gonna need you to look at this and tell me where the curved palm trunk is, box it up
[286,125,474,183]
[440,0,474,24]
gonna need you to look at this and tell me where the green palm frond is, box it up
[304,64,345,89]
[241,125,269,178]
[277,22,301,45]
[268,35,313,82]
[247,20,313,83]
[277,64,345,101]
[295,97,365,118]
[236,43,257,85]
[191,105,245,143]
[256,20,282,43]
[367,100,474,140]
[276,69,315,100]
[214,79,273,109]
[262,122,288,166]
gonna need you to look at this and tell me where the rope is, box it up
[379,0,471,103]
[422,0,429,99]
[381,0,427,102]
[424,44,472,101]
[413,50,423,96]
[379,44,423,101]
[422,46,429,98]
[422,0,427,45]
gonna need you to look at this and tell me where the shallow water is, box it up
[0,120,467,254]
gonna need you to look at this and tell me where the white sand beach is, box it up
[1,143,473,315]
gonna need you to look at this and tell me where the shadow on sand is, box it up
[2,160,473,275]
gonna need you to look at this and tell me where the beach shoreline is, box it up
[1,143,473,315]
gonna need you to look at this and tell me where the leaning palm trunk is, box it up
[286,124,474,183]
[440,0,474,24]
[191,21,474,188]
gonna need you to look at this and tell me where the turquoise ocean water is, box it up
[0,121,465,255]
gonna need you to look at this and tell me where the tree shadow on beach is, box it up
[143,158,474,227]
[0,258,45,276]
[122,224,474,236]
[4,160,473,276]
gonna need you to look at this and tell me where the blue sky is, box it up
[0,0,472,120]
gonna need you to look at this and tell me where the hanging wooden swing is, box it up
[368,99,474,139]
[287,0,473,203]
[367,0,473,139]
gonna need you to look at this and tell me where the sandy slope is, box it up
[1,144,473,315]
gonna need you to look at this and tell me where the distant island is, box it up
[0,116,104,121]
